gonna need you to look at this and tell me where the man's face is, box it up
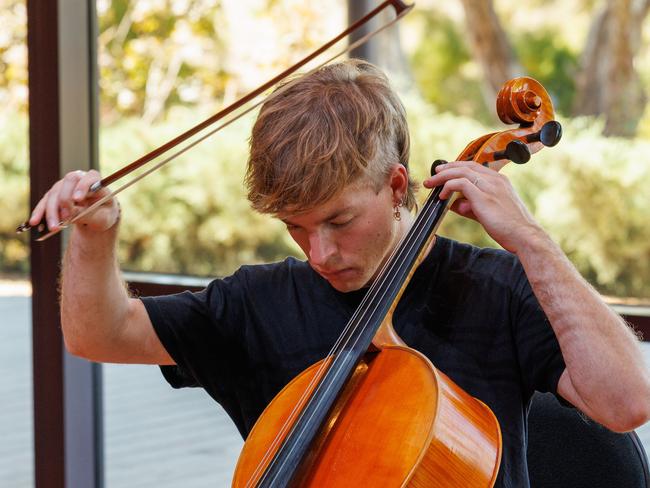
[279,181,401,292]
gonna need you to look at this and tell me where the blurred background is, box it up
[2,0,650,486]
[3,0,650,298]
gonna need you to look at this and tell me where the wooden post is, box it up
[27,0,103,486]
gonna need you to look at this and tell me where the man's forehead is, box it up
[276,177,383,223]
[279,203,354,225]
[278,186,370,222]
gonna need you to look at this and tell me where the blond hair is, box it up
[246,59,415,215]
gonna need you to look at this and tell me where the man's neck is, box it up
[398,208,437,264]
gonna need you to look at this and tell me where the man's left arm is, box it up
[516,229,650,432]
[427,160,650,433]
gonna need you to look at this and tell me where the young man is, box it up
[30,60,650,486]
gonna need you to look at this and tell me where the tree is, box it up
[457,0,522,109]
[97,0,227,124]
[456,0,650,137]
[573,0,650,136]
[347,0,413,84]
[0,0,28,115]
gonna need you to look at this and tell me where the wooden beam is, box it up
[27,0,65,485]
[27,1,103,486]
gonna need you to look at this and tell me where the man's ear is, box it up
[388,164,409,202]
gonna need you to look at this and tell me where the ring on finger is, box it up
[472,176,481,187]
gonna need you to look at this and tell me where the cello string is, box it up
[30,7,411,243]
[309,198,445,395]
[242,23,423,486]
[249,195,438,485]
[265,198,444,484]
[246,194,436,486]
[251,192,438,484]
[260,189,445,484]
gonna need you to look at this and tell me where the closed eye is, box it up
[330,217,353,228]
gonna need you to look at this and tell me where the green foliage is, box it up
[406,5,581,123]
[0,0,27,114]
[406,9,490,123]
[2,98,650,298]
[0,112,29,273]
[95,1,346,124]
[506,118,650,297]
[514,30,579,116]
[97,0,226,122]
[402,94,650,298]
[99,107,300,277]
[2,0,649,299]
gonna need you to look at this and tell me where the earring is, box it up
[393,198,404,221]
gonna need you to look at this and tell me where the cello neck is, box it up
[255,185,449,487]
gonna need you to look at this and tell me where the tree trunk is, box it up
[347,0,414,86]
[458,0,522,107]
[573,0,650,137]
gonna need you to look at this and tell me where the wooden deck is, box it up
[2,295,650,487]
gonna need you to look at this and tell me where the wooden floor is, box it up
[2,295,650,487]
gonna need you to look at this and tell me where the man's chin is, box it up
[324,273,370,293]
[328,280,363,293]
[311,265,370,292]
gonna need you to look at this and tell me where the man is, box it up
[30,60,650,486]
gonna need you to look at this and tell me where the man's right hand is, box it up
[42,170,175,366]
[28,169,120,233]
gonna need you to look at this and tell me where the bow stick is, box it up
[18,0,414,241]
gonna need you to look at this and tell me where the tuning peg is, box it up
[430,159,448,176]
[492,140,531,164]
[525,120,562,147]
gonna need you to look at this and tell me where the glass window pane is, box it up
[104,364,242,486]
[0,292,33,488]
[637,342,650,451]
[1,0,32,484]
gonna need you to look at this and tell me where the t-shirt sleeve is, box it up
[510,264,566,402]
[140,273,248,397]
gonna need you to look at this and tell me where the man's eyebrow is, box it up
[281,207,353,226]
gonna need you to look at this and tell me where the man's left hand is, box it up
[424,161,542,253]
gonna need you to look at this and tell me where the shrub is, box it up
[0,112,29,274]
[2,98,649,299]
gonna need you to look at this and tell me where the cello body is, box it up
[233,346,502,487]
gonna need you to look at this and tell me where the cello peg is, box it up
[492,140,531,164]
[430,159,448,176]
[525,120,562,147]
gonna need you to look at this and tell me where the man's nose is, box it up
[308,231,336,266]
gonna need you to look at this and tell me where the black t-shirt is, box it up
[142,236,566,487]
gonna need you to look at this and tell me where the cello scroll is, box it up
[447,77,562,173]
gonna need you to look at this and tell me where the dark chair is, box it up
[527,392,650,487]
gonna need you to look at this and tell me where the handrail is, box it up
[122,272,650,341]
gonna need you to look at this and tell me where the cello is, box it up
[232,77,562,487]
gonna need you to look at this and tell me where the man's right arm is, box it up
[30,170,174,365]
